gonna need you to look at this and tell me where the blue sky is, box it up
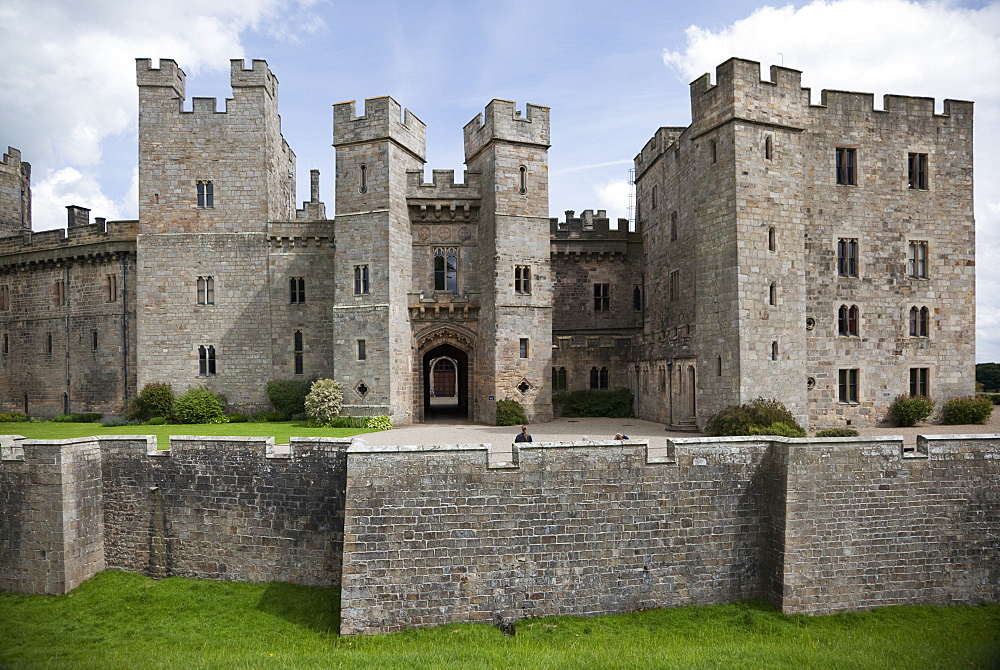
[2,0,998,361]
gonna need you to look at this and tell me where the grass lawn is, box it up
[0,571,997,669]
[0,421,374,445]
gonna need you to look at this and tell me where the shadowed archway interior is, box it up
[422,344,469,419]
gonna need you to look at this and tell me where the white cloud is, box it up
[663,0,1000,362]
[0,0,323,229]
[596,179,632,220]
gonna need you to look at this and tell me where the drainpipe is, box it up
[64,263,70,413]
[666,360,674,426]
[119,252,129,402]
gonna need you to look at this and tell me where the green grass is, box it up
[1,571,997,669]
[0,421,373,445]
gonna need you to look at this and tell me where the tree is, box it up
[976,363,1000,392]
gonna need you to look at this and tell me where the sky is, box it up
[1,0,998,361]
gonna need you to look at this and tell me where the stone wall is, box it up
[0,147,30,237]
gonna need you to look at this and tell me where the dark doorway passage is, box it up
[423,344,469,420]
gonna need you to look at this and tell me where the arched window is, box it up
[518,166,527,195]
[838,304,859,336]
[769,282,776,306]
[433,248,458,292]
[771,341,778,361]
[768,227,776,252]
[359,164,367,194]
[590,366,599,389]
[910,306,930,337]
[765,136,773,160]
[552,366,567,392]
[198,345,217,376]
[599,366,609,390]
[197,276,214,305]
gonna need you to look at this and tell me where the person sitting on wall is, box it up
[515,425,532,443]
[614,433,629,440]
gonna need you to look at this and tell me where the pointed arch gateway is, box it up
[415,326,476,421]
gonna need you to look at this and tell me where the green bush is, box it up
[136,383,175,420]
[101,415,140,427]
[314,416,364,428]
[887,395,935,427]
[304,379,344,427]
[174,387,227,424]
[552,388,634,418]
[267,379,312,419]
[941,395,994,425]
[363,415,393,431]
[815,428,860,438]
[985,393,1000,405]
[748,422,807,438]
[143,417,168,425]
[51,413,102,423]
[705,398,804,437]
[0,412,29,422]
[225,413,247,423]
[496,399,527,426]
[248,411,288,423]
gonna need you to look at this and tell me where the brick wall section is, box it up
[339,437,778,635]
[778,434,1000,613]
[100,436,349,586]
[0,437,105,594]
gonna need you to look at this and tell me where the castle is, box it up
[0,57,976,429]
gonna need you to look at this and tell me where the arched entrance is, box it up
[423,344,469,419]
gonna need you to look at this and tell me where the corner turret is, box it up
[463,100,550,162]
[0,146,31,235]
[136,58,186,99]
[333,97,426,160]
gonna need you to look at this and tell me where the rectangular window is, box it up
[909,368,929,397]
[838,368,859,403]
[651,185,657,210]
[434,248,458,292]
[670,211,678,241]
[198,345,217,376]
[593,283,609,312]
[836,148,856,185]
[514,265,531,295]
[290,277,306,304]
[53,280,66,307]
[197,180,214,208]
[519,338,529,359]
[908,241,928,279]
[197,276,215,305]
[91,330,98,351]
[837,238,858,277]
[354,265,369,295]
[106,274,117,302]
[45,332,53,355]
[294,331,304,375]
[633,285,642,311]
[357,339,366,361]
[0,285,8,311]
[669,270,680,301]
[908,153,928,190]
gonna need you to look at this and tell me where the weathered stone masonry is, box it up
[3,433,997,634]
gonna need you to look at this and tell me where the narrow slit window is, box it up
[769,282,776,306]
[357,339,367,361]
[359,164,367,194]
[294,331,304,375]
[771,341,778,361]
[91,330,98,351]
[765,136,773,160]
[519,338,529,359]
[106,274,117,302]
[768,227,776,252]
[518,166,527,195]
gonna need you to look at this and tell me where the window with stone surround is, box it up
[106,274,117,302]
[909,306,930,338]
[551,366,567,392]
[838,304,859,337]
[590,366,609,390]
[290,277,306,303]
[53,280,66,307]
[908,241,928,279]
[771,341,778,361]
[357,339,366,361]
[835,148,856,185]
[294,331,304,375]
[518,166,527,195]
[515,265,531,295]
[769,282,777,306]
[670,211,678,241]
[198,345,216,376]
[519,338,529,359]
[910,367,929,397]
[633,285,642,310]
[354,265,369,295]
[359,164,367,194]
[593,283,610,311]
[0,285,8,311]
[668,271,680,301]
[768,227,776,252]
[839,368,859,403]
[197,180,214,208]
[908,153,928,190]
[434,248,458,292]
[197,276,214,305]
[837,238,858,277]
[91,330,98,351]
[765,135,774,160]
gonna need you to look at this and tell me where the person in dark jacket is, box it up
[515,425,532,442]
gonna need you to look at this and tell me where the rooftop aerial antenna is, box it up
[627,168,636,232]
[778,52,784,66]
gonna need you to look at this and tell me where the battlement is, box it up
[405,169,482,199]
[0,219,137,258]
[818,89,974,120]
[333,97,426,159]
[463,99,550,162]
[550,209,633,236]
[135,58,186,98]
[230,59,278,99]
[1,146,27,174]
[634,127,685,174]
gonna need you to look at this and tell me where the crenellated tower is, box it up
[0,147,31,236]
[135,58,297,408]
[463,100,552,423]
[332,97,426,421]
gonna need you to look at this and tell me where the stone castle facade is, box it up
[0,58,975,429]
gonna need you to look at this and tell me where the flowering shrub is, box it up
[305,379,344,427]
[363,415,393,431]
